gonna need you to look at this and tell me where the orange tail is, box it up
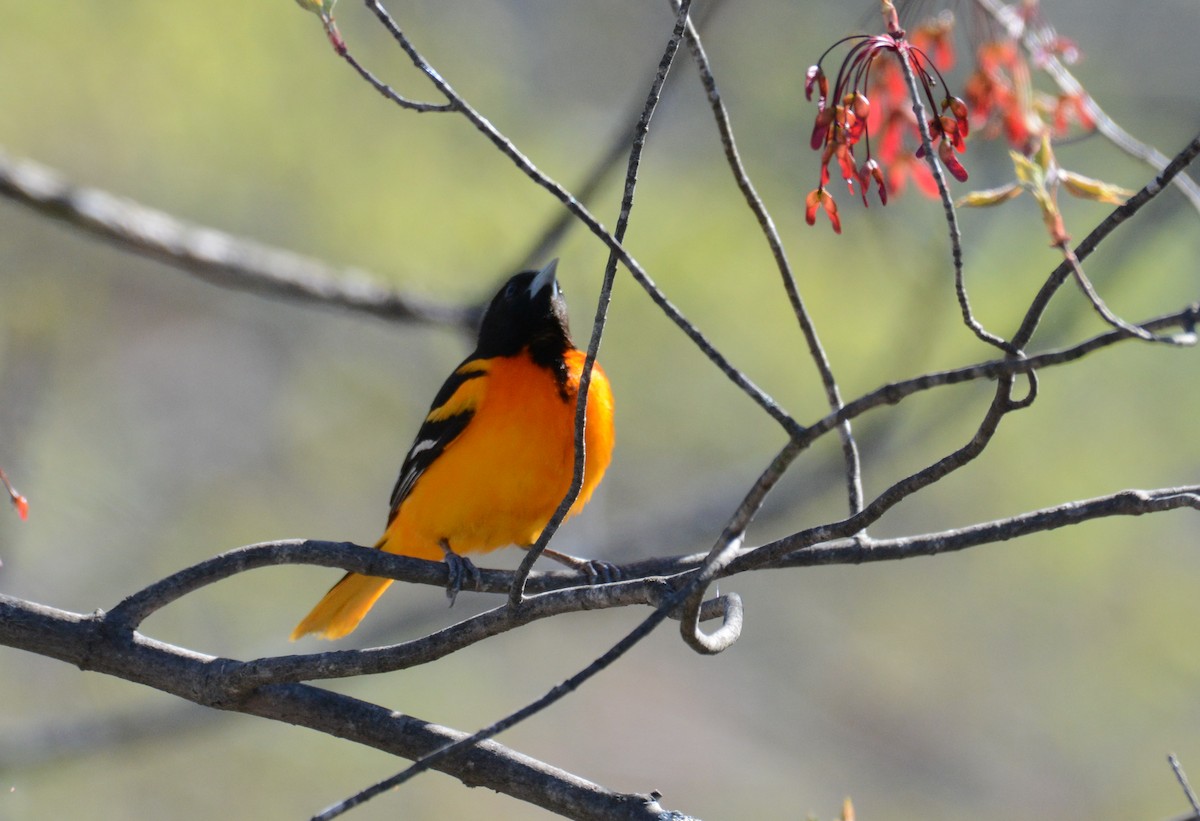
[290,572,394,641]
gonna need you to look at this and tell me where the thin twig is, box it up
[230,583,730,691]
[508,0,725,273]
[1055,240,1195,345]
[332,38,455,113]
[1012,130,1200,349]
[679,8,865,517]
[358,0,803,438]
[803,302,1198,444]
[1170,754,1200,818]
[893,37,1013,353]
[508,0,695,609]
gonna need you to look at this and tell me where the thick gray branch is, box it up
[0,147,476,328]
[0,594,685,821]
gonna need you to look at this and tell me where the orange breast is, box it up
[381,349,614,560]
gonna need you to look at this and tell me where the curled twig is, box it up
[312,534,751,820]
[677,437,806,653]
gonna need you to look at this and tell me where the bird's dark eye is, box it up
[503,282,518,300]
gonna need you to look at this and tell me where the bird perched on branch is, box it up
[291,259,615,640]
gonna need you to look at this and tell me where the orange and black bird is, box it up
[291,260,615,640]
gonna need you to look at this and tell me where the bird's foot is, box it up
[440,544,480,606]
[541,548,622,585]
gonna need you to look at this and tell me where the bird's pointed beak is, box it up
[528,258,559,298]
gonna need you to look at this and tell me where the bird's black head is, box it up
[475,259,573,364]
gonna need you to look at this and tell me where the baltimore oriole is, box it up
[291,260,615,640]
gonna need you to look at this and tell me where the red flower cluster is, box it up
[965,39,1092,152]
[804,21,969,232]
[964,41,1035,150]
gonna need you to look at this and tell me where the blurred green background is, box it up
[1,1,1198,819]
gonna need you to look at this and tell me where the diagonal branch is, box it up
[1169,754,1200,820]
[511,0,696,607]
[733,365,1038,575]
[1012,129,1200,348]
[507,0,725,273]
[1054,239,1196,346]
[0,148,476,328]
[678,9,865,517]
[895,36,1013,353]
[358,0,803,438]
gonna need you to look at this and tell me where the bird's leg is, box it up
[439,539,480,606]
[530,546,622,585]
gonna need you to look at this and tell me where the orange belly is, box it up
[380,349,614,560]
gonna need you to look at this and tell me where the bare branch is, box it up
[108,539,651,629]
[105,539,727,688]
[1012,129,1200,348]
[1169,754,1200,819]
[355,0,804,438]
[0,594,680,821]
[744,486,1200,571]
[233,580,731,691]
[736,360,1026,572]
[1054,239,1196,346]
[803,302,1198,444]
[313,517,743,819]
[0,148,476,328]
[895,34,1013,353]
[678,8,864,516]
[509,0,694,609]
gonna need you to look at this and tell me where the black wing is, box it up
[386,359,489,520]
